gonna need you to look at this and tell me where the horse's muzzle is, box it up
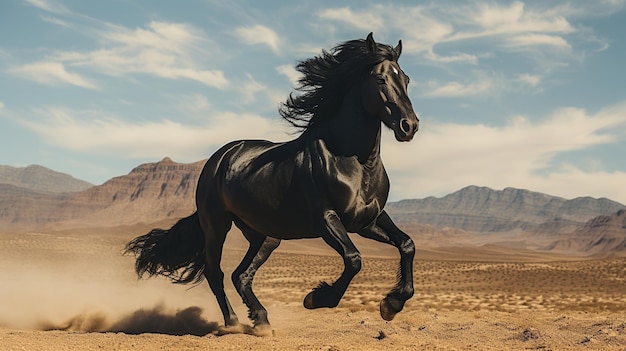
[394,116,419,142]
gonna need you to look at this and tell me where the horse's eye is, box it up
[375,74,386,84]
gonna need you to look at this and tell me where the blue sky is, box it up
[1,0,625,203]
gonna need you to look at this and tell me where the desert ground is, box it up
[0,228,624,350]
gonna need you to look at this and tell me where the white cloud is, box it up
[505,34,571,49]
[437,2,578,69]
[177,94,210,113]
[276,65,301,87]
[424,49,478,64]
[22,21,229,89]
[546,0,626,18]
[518,166,626,205]
[463,1,574,36]
[19,108,291,161]
[242,74,266,104]
[267,90,289,109]
[70,51,227,87]
[381,101,626,203]
[233,25,280,54]
[23,0,69,14]
[240,74,289,110]
[317,2,594,67]
[0,101,5,110]
[518,73,541,87]
[103,21,201,56]
[40,15,70,27]
[471,1,526,29]
[317,7,384,32]
[91,21,228,88]
[391,7,455,54]
[318,4,452,56]
[424,80,493,98]
[9,61,97,89]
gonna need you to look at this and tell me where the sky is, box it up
[1,0,625,204]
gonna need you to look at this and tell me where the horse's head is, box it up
[362,33,419,142]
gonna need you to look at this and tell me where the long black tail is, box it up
[125,212,206,284]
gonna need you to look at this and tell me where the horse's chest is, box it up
[330,168,387,232]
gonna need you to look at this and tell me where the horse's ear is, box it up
[366,32,377,53]
[395,40,402,59]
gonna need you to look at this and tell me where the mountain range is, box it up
[1,158,624,256]
[547,209,626,255]
[386,186,624,233]
[0,158,203,231]
[0,165,93,193]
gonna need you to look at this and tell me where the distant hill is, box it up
[547,209,626,257]
[385,186,625,234]
[68,157,205,226]
[0,158,204,231]
[0,164,93,193]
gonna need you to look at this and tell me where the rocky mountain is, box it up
[547,209,626,256]
[0,158,204,231]
[385,186,625,234]
[0,164,93,193]
[69,157,204,225]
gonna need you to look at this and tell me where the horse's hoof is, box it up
[225,317,240,327]
[304,282,339,309]
[217,323,245,335]
[380,298,397,321]
[253,323,274,337]
[303,292,315,309]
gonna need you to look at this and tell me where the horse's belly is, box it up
[232,205,319,239]
[223,180,320,239]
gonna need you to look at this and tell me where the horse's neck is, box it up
[314,93,382,165]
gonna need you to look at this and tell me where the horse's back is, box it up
[197,139,319,238]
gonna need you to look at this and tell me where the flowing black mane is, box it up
[279,38,401,131]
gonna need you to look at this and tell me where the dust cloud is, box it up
[0,263,224,336]
[0,233,230,336]
[39,305,220,336]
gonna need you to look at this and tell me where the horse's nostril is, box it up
[400,119,411,134]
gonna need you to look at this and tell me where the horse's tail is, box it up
[125,212,206,284]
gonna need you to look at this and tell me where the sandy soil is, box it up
[0,230,624,350]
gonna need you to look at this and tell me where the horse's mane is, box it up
[279,38,400,132]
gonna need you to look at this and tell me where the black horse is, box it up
[126,33,419,333]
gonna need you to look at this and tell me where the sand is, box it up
[0,230,624,350]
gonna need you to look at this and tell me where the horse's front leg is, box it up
[304,210,361,309]
[358,210,415,321]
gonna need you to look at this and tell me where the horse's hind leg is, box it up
[304,210,361,309]
[232,220,280,332]
[197,210,239,327]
